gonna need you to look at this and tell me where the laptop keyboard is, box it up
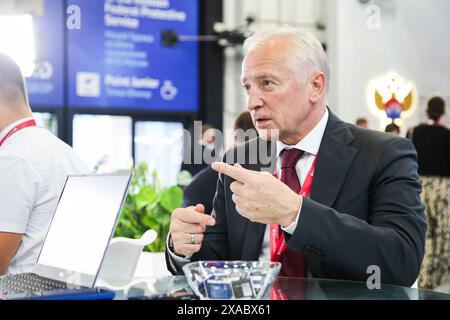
[0,273,68,295]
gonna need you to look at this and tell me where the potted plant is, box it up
[114,163,183,276]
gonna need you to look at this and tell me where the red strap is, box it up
[270,156,317,262]
[270,280,289,300]
[0,119,36,147]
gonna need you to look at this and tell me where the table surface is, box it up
[98,276,450,300]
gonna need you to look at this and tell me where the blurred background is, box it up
[1,0,447,184]
[1,0,448,289]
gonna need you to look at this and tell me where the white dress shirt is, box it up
[169,109,329,268]
[0,117,89,275]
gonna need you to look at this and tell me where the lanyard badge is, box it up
[270,156,317,262]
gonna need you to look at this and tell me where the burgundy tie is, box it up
[277,148,307,278]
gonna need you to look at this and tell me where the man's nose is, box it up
[247,90,263,111]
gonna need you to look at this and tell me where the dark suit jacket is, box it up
[182,166,218,214]
[167,111,427,287]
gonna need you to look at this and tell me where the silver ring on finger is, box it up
[190,233,196,244]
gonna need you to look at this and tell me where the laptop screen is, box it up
[34,173,131,287]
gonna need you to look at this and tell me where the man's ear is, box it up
[309,73,327,103]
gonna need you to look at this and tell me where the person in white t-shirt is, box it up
[0,54,89,275]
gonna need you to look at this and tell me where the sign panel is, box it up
[68,0,199,112]
[26,0,65,108]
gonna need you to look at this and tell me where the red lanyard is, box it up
[0,119,36,147]
[270,155,317,262]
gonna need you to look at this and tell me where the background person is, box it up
[181,123,219,178]
[355,118,369,129]
[407,96,450,177]
[182,111,257,219]
[385,123,401,136]
[0,54,89,275]
[407,95,450,290]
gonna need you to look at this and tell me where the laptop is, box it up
[0,173,132,299]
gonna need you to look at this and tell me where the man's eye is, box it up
[243,84,250,92]
[261,80,274,88]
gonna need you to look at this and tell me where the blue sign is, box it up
[67,0,199,112]
[26,0,65,108]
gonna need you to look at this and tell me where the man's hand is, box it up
[212,162,302,227]
[169,204,216,257]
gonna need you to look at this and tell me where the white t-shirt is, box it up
[0,118,89,275]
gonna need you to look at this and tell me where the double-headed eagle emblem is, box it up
[374,74,414,120]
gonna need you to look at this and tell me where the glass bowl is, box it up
[182,261,281,300]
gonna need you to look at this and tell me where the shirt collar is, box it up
[0,116,35,143]
[276,108,329,158]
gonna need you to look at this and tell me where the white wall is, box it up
[327,0,450,132]
[222,0,450,136]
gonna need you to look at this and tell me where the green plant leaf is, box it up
[142,214,159,230]
[135,186,157,210]
[115,219,139,238]
[148,204,166,223]
[114,163,183,252]
[160,186,183,212]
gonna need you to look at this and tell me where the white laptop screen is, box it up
[35,174,131,286]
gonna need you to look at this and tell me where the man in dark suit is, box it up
[166,26,426,287]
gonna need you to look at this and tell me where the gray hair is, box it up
[243,25,330,94]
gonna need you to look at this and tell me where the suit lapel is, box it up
[310,111,358,207]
